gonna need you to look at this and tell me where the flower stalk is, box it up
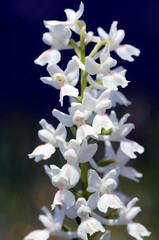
[24,2,151,240]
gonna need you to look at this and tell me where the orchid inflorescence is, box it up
[24,2,151,240]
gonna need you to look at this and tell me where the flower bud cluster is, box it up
[24,2,151,240]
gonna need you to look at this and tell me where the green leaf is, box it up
[98,158,116,167]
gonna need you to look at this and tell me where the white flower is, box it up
[24,206,79,239]
[101,67,129,91]
[38,206,64,232]
[83,89,113,134]
[91,198,150,240]
[97,21,140,62]
[34,48,61,67]
[118,198,151,240]
[58,139,97,185]
[118,197,141,224]
[127,222,151,240]
[24,230,49,240]
[87,169,124,213]
[44,2,84,34]
[53,102,98,143]
[103,141,142,182]
[85,45,117,75]
[43,24,72,50]
[44,165,75,210]
[85,46,129,90]
[110,90,131,107]
[76,198,105,240]
[99,110,144,158]
[28,120,66,162]
[41,59,79,106]
[64,1,84,34]
[24,206,64,240]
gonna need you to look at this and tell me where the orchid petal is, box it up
[116,44,140,62]
[34,49,61,66]
[97,193,124,213]
[28,143,55,162]
[120,139,144,159]
[127,222,151,240]
[52,109,73,127]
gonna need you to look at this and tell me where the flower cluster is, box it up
[24,2,151,240]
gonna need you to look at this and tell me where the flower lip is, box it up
[54,73,68,86]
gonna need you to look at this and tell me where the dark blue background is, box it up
[1,0,159,118]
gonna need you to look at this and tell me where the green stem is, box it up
[62,224,72,232]
[79,162,89,199]
[69,39,81,58]
[80,70,88,98]
[89,40,110,58]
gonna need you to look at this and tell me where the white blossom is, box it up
[95,141,143,182]
[44,2,84,34]
[98,21,140,61]
[53,102,98,143]
[85,45,117,75]
[76,198,105,240]
[28,120,66,162]
[127,222,151,240]
[83,89,113,134]
[44,165,75,210]
[34,48,61,67]
[41,59,79,106]
[58,139,97,185]
[43,24,72,50]
[87,169,124,213]
[99,110,144,158]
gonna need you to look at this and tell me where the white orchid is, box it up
[85,46,129,90]
[127,222,151,240]
[98,21,140,62]
[53,102,98,143]
[110,90,131,107]
[24,206,78,240]
[99,110,144,158]
[24,230,49,240]
[43,24,72,50]
[44,165,75,210]
[41,59,79,106]
[87,169,124,213]
[44,2,84,34]
[83,89,113,134]
[34,48,61,67]
[85,45,117,75]
[28,119,66,162]
[76,198,105,240]
[58,139,97,186]
[119,198,151,240]
[92,141,143,182]
[91,198,151,240]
